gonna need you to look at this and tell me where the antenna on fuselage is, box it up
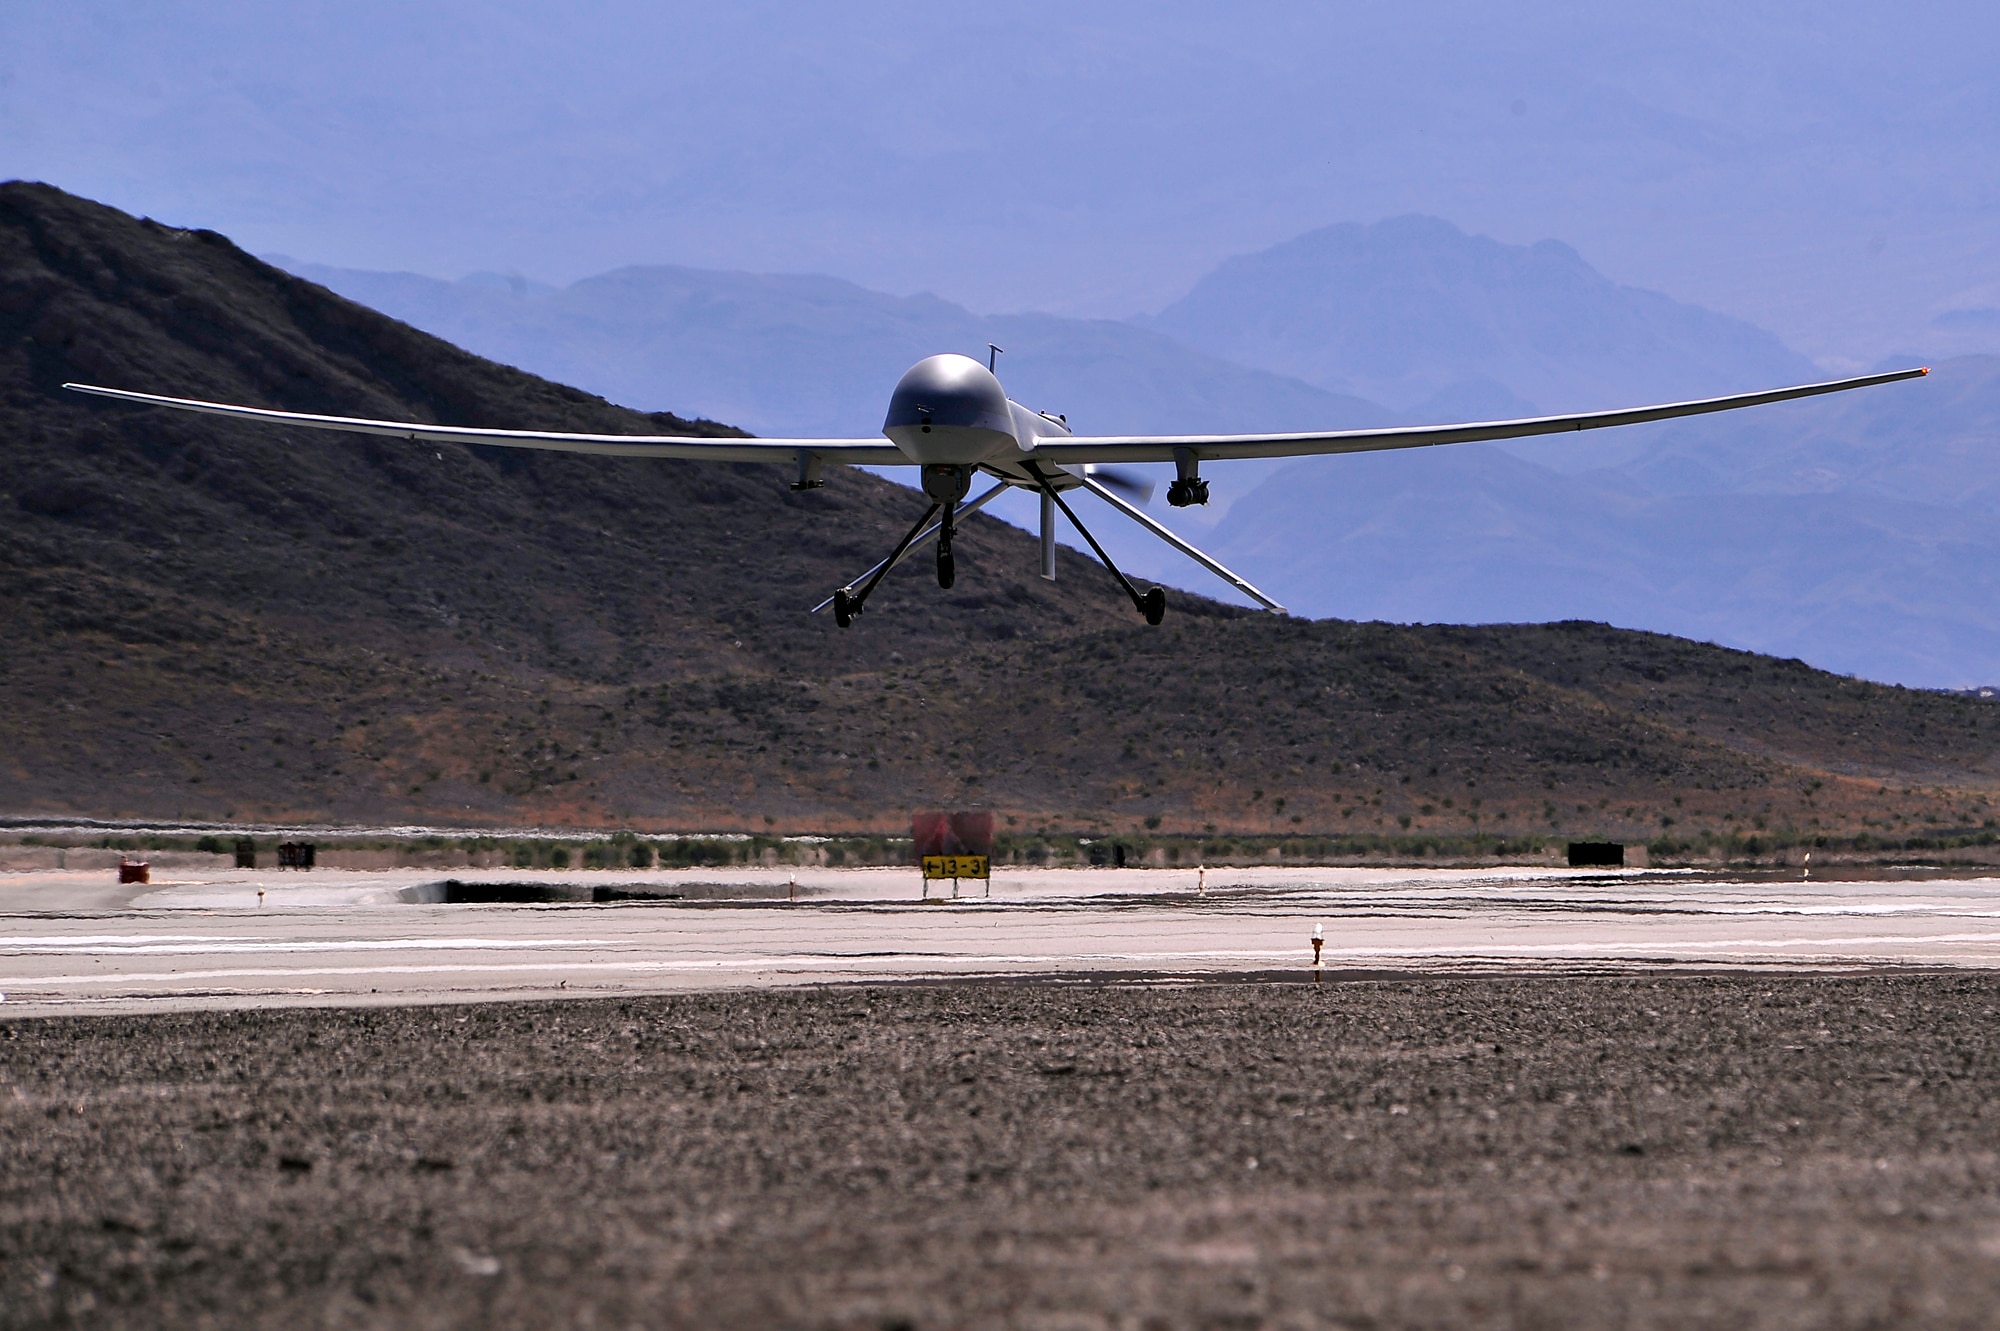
[988,343,1004,373]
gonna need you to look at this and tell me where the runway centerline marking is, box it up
[10,931,2000,990]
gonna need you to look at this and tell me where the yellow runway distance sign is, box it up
[922,854,990,881]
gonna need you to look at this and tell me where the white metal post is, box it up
[1039,490,1057,581]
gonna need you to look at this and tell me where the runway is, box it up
[3,863,1999,1016]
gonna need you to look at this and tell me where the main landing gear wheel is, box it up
[833,587,857,628]
[1141,585,1166,625]
[936,546,955,589]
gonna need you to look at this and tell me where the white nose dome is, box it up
[883,354,1013,435]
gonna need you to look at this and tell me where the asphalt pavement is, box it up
[3,863,1998,1016]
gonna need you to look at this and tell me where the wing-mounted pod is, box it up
[1167,446,1209,507]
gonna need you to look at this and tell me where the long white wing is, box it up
[1023,368,1928,465]
[62,384,908,465]
[69,367,1927,469]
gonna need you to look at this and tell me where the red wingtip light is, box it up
[1920,366,1930,375]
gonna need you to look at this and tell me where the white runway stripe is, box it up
[3,949,1296,986]
[0,937,619,956]
[10,931,2000,989]
[0,955,1232,987]
[1,935,263,946]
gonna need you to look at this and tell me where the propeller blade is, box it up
[1083,464,1155,504]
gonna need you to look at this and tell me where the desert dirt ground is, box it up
[3,973,1998,1330]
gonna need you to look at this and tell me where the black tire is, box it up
[1141,585,1166,625]
[834,588,855,628]
[937,548,956,590]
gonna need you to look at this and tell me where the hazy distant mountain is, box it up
[1200,358,2000,685]
[1611,355,2000,511]
[269,260,1390,443]
[1145,216,1822,420]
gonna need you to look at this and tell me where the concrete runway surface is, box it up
[3,862,1999,1017]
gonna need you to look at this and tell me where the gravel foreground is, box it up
[2,974,1997,1329]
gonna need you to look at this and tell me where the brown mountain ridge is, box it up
[4,181,1999,850]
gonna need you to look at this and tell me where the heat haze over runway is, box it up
[4,865,2000,1017]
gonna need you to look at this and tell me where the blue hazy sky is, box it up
[6,1,1999,366]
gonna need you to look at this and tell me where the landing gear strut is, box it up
[1023,462,1167,626]
[922,463,970,590]
[813,477,1013,625]
[832,500,942,628]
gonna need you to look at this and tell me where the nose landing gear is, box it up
[922,463,970,590]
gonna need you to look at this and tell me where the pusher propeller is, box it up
[1082,464,1155,504]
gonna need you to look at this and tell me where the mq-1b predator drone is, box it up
[67,351,1926,626]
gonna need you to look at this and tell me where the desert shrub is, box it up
[661,839,733,867]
